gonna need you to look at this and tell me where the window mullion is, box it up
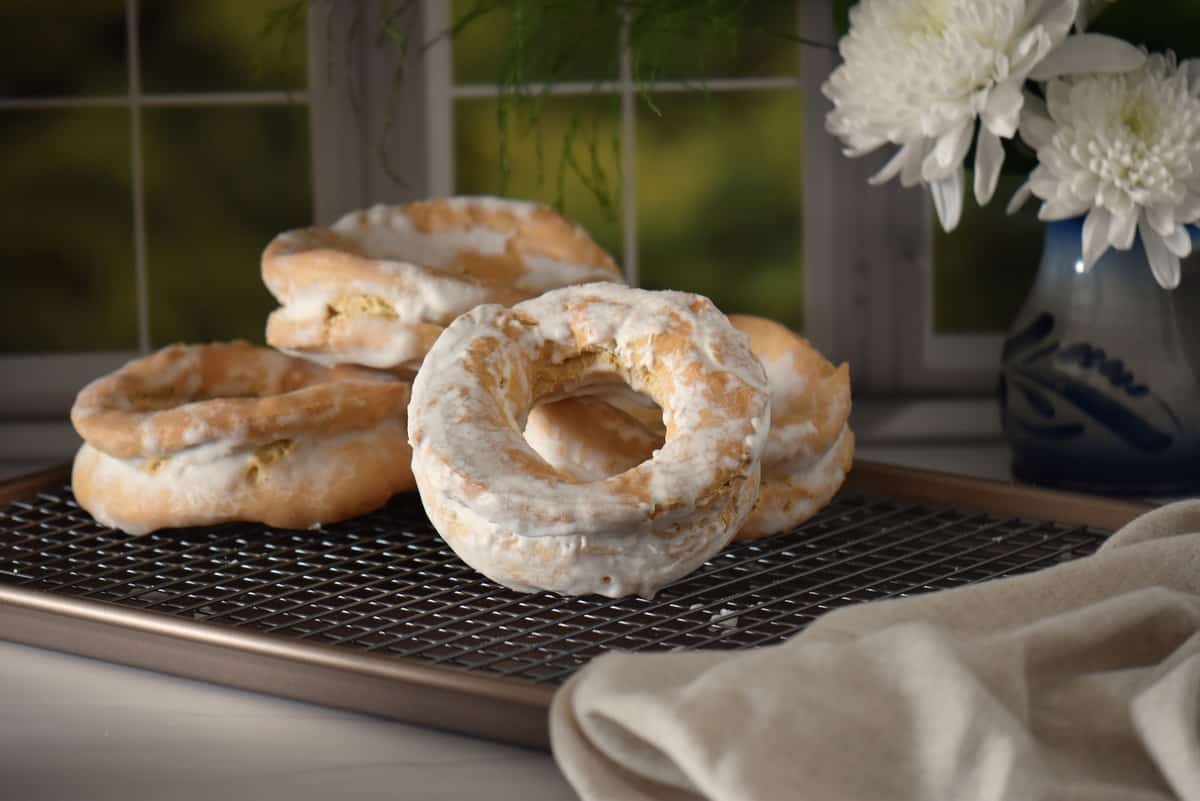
[618,10,638,285]
[308,0,450,223]
[307,0,366,224]
[800,0,855,369]
[127,0,150,352]
[421,0,454,196]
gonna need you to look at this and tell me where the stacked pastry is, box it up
[69,196,855,598]
[262,197,623,373]
[70,197,622,535]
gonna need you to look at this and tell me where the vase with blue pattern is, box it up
[999,217,1200,496]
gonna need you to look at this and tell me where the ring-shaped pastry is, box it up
[70,342,415,534]
[523,314,854,540]
[263,197,624,371]
[725,315,854,539]
[407,283,771,598]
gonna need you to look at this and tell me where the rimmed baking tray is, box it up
[0,461,1149,750]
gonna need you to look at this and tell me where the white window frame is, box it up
[1,0,1005,472]
[309,0,1004,443]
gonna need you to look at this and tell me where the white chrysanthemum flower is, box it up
[823,0,1144,232]
[1010,53,1200,289]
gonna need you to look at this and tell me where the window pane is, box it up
[451,0,620,84]
[0,1,127,97]
[932,170,1042,333]
[140,0,307,93]
[455,95,623,262]
[644,0,801,80]
[142,106,311,346]
[637,90,804,329]
[0,109,136,352]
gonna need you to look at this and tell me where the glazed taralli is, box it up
[70,342,416,535]
[262,197,624,372]
[407,283,771,598]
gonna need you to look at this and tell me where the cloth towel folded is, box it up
[551,500,1200,801]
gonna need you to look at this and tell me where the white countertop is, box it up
[1,444,1014,801]
[0,639,576,801]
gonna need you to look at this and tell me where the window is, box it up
[3,0,1019,473]
[309,0,808,330]
[0,0,310,415]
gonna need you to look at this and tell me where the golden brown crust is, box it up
[69,343,416,534]
[734,426,855,541]
[265,312,445,373]
[261,198,624,371]
[408,284,771,598]
[727,314,851,468]
[260,228,531,317]
[71,342,410,459]
[522,314,856,541]
[71,424,415,535]
[400,198,621,280]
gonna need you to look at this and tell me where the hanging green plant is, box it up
[264,0,826,215]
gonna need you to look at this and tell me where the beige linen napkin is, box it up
[551,500,1200,801]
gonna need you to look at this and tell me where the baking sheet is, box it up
[0,462,1148,749]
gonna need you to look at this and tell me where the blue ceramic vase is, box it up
[999,217,1200,496]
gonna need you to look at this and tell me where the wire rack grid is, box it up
[0,484,1109,686]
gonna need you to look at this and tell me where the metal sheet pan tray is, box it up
[0,462,1148,750]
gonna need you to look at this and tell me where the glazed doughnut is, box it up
[263,197,624,371]
[408,283,771,598]
[70,342,415,535]
[523,314,854,540]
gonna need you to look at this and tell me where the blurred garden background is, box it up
[5,1,1193,356]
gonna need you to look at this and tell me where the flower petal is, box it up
[1045,79,1073,116]
[923,120,974,182]
[1139,221,1182,289]
[974,128,1006,205]
[1029,34,1146,81]
[1031,170,1062,200]
[1018,94,1057,149]
[930,168,965,232]
[870,140,920,186]
[1010,29,1054,79]
[901,139,932,188]
[1147,204,1177,237]
[1082,207,1112,269]
[1178,194,1200,224]
[1187,59,1200,97]
[1109,209,1137,250]
[1007,177,1035,215]
[1038,194,1092,220]
[982,82,1024,138]
[1069,170,1099,200]
[1027,0,1077,41]
[1163,224,1193,258]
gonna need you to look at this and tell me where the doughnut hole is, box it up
[522,382,667,483]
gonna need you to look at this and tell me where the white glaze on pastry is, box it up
[523,314,855,540]
[262,197,624,371]
[70,342,415,534]
[407,283,771,598]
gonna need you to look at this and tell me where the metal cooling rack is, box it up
[0,484,1109,686]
